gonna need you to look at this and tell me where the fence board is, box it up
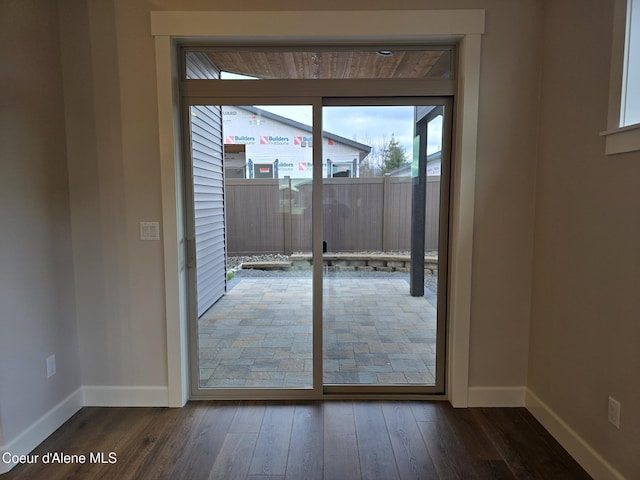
[225,177,440,255]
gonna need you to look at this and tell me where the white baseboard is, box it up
[82,385,169,407]
[467,386,527,407]
[0,385,170,474]
[0,388,83,474]
[525,389,626,480]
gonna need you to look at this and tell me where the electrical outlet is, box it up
[46,354,56,378]
[608,396,621,428]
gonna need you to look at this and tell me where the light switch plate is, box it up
[46,354,56,378]
[608,396,621,428]
[140,222,160,241]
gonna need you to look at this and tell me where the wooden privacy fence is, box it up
[225,176,441,255]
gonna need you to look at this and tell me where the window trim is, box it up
[152,9,485,408]
[601,0,640,154]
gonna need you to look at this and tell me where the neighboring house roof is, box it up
[385,151,442,177]
[386,164,412,177]
[236,105,371,155]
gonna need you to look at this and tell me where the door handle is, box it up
[186,237,196,269]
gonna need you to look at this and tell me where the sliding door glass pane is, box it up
[193,104,314,389]
[322,105,443,386]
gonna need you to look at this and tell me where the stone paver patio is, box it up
[198,273,438,388]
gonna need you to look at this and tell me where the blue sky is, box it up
[262,105,442,157]
[219,72,443,155]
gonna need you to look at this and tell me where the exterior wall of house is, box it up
[0,0,81,463]
[222,106,366,178]
[529,1,640,478]
[224,107,314,178]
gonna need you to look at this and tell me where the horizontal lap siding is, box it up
[191,103,225,317]
[186,52,220,80]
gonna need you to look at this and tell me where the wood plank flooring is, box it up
[2,401,592,480]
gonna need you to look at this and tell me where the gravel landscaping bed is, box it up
[227,251,438,272]
[227,251,439,293]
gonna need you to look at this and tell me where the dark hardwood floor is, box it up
[2,401,592,479]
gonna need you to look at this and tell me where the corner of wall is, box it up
[467,386,527,407]
[526,389,626,480]
[0,389,83,474]
[82,386,170,407]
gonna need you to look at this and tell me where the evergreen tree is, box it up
[379,135,409,175]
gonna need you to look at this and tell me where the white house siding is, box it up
[185,54,227,317]
[222,106,368,178]
[190,104,226,317]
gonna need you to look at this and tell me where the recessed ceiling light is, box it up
[377,50,394,56]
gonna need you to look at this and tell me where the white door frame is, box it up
[152,9,484,407]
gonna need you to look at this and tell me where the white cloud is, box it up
[260,104,443,156]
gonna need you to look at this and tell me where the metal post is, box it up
[410,120,427,296]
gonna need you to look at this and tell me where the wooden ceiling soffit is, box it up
[204,50,452,80]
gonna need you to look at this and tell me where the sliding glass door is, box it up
[185,103,315,394]
[184,96,450,399]
[181,47,457,399]
[321,100,450,393]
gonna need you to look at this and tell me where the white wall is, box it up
[7,0,639,477]
[529,1,640,478]
[111,0,539,395]
[0,0,81,464]
[59,0,168,394]
[44,0,540,400]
